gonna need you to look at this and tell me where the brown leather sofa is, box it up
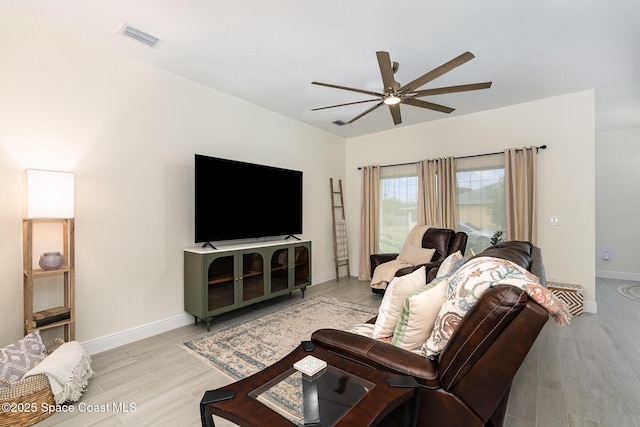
[370,227,468,294]
[313,241,549,427]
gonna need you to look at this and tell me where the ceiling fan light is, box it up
[383,95,401,105]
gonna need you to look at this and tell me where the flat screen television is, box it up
[194,154,303,245]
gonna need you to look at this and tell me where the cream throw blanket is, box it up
[25,341,94,404]
[370,225,431,290]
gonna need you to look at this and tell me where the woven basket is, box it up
[0,339,63,427]
[0,374,55,426]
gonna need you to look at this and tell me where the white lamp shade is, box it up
[24,169,75,219]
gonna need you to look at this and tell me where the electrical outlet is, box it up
[548,216,560,226]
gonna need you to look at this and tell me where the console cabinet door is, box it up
[269,246,291,296]
[206,254,238,313]
[290,243,311,290]
[239,250,267,304]
[184,251,238,320]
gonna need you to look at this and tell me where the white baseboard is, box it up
[81,274,334,355]
[583,300,597,314]
[596,269,640,282]
[81,312,193,355]
[311,272,337,285]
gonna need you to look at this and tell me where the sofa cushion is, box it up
[436,250,464,278]
[0,330,46,384]
[373,266,426,338]
[423,257,537,357]
[398,244,435,266]
[392,278,447,351]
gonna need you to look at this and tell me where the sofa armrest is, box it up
[369,253,398,277]
[437,286,549,421]
[311,329,440,388]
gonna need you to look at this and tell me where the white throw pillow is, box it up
[373,266,426,338]
[436,250,464,278]
[398,244,435,266]
[391,278,448,351]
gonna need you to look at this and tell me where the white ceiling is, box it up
[3,0,640,138]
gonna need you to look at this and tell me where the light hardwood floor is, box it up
[34,277,640,427]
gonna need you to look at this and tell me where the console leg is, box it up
[301,287,307,298]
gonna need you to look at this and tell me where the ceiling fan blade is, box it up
[389,104,402,125]
[311,98,381,111]
[376,51,397,93]
[347,102,384,124]
[403,98,455,114]
[399,51,476,93]
[412,82,492,97]
[312,81,383,97]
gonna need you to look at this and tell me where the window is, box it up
[376,155,506,257]
[379,164,418,253]
[456,154,505,256]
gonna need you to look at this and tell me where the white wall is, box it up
[0,13,345,349]
[595,127,640,280]
[345,91,597,311]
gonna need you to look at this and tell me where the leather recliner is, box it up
[314,241,549,427]
[370,227,468,293]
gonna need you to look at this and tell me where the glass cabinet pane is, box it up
[207,255,235,311]
[294,246,310,286]
[242,252,265,302]
[271,248,289,293]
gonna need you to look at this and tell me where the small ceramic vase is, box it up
[39,252,64,270]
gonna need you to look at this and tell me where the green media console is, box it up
[184,240,311,330]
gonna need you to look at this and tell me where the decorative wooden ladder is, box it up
[330,178,350,281]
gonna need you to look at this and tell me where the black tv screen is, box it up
[195,154,303,243]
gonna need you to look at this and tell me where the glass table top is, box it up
[248,364,375,426]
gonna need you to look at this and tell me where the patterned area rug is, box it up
[183,296,377,378]
[182,296,378,423]
[617,284,640,302]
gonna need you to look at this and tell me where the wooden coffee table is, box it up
[200,342,418,427]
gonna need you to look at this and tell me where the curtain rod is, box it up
[357,145,547,170]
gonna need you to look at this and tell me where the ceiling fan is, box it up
[311,51,492,125]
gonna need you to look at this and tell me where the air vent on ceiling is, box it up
[119,23,162,48]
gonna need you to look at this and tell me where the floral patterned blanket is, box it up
[488,257,572,326]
